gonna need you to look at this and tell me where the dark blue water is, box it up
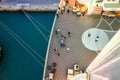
[0,11,55,80]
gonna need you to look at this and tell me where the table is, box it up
[67,69,74,80]
[74,64,80,71]
[68,69,74,74]
[49,73,54,80]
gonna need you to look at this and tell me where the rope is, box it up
[27,13,50,33]
[0,21,45,61]
[22,9,48,41]
[0,21,44,67]
[3,23,45,61]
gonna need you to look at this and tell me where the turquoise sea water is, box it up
[0,11,55,80]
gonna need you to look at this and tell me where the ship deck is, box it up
[44,0,120,80]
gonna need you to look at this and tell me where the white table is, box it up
[68,69,74,74]
[74,64,80,71]
[67,69,74,80]
[49,73,54,79]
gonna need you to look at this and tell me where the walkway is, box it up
[44,1,120,80]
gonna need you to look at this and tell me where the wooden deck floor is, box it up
[45,11,98,80]
[44,1,120,80]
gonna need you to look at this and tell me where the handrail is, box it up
[42,12,57,80]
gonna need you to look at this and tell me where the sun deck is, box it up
[44,12,98,80]
[43,0,120,80]
[43,1,99,79]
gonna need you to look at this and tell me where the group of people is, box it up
[55,28,71,47]
[53,28,71,56]
[56,0,71,18]
[56,7,64,18]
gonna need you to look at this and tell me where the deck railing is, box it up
[42,11,57,80]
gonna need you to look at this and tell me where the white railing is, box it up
[42,12,57,80]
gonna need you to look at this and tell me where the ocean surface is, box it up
[0,11,55,80]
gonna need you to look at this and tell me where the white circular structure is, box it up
[82,28,109,51]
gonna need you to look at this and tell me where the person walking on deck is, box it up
[55,30,58,35]
[56,36,59,41]
[67,9,70,13]
[57,28,60,34]
[57,53,60,56]
[53,48,57,52]
[56,13,59,18]
[68,32,71,37]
